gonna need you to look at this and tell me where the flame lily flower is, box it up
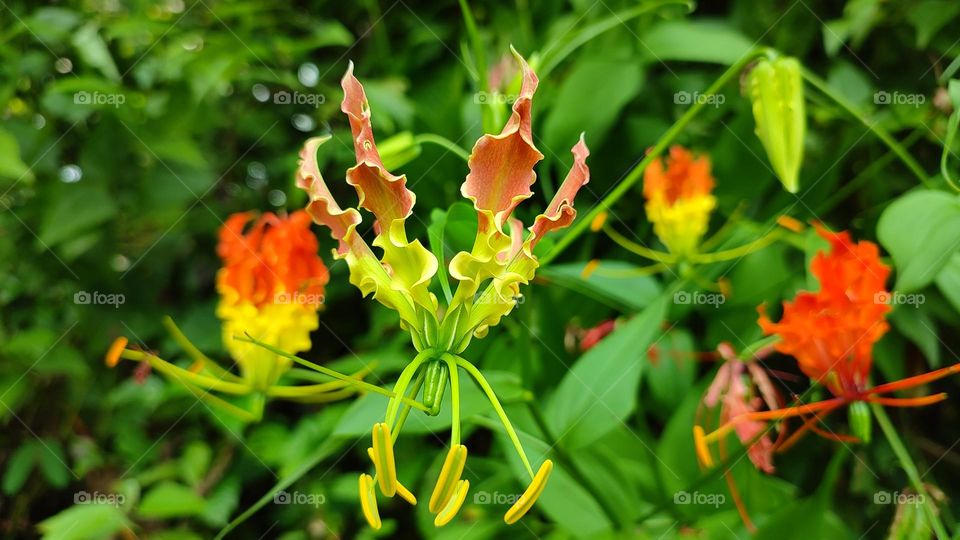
[106,211,374,422]
[590,146,800,286]
[695,226,960,469]
[295,48,586,528]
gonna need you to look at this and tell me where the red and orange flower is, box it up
[643,145,716,257]
[216,210,329,389]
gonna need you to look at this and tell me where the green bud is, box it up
[422,359,448,416]
[748,57,806,193]
[848,401,872,443]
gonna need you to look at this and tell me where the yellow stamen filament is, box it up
[693,425,714,468]
[590,211,608,232]
[504,460,553,525]
[371,423,398,496]
[434,479,470,527]
[429,444,468,513]
[358,474,381,530]
[105,337,128,367]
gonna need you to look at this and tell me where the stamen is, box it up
[358,474,381,530]
[504,460,553,525]
[693,425,714,467]
[371,423,398,496]
[105,337,128,367]
[428,444,467,513]
[776,215,804,233]
[396,482,417,506]
[581,259,600,279]
[590,211,608,232]
[433,479,469,527]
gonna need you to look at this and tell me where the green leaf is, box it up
[2,443,37,495]
[38,504,130,540]
[907,0,960,47]
[39,183,118,248]
[71,23,121,81]
[546,294,667,449]
[877,190,960,292]
[543,57,643,151]
[137,481,206,519]
[539,260,662,311]
[37,439,71,489]
[890,306,940,368]
[642,20,754,65]
[935,252,960,313]
[0,127,33,186]
[179,441,213,487]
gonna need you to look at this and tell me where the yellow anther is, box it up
[693,425,714,468]
[428,444,468,513]
[434,479,469,527]
[590,211,608,232]
[371,423,398,496]
[396,481,417,506]
[358,474,381,530]
[581,259,600,279]
[368,447,416,505]
[717,277,732,300]
[105,337,128,368]
[776,214,804,233]
[504,460,553,525]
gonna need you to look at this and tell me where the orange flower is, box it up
[217,210,328,308]
[758,225,890,397]
[216,210,329,389]
[642,146,716,257]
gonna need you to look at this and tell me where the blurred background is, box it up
[2,0,959,538]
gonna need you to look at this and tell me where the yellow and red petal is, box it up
[341,62,417,233]
[297,135,364,256]
[528,134,590,247]
[461,47,543,235]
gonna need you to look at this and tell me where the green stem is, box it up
[413,134,470,162]
[817,128,925,213]
[526,401,625,528]
[602,223,677,263]
[444,355,462,445]
[385,350,434,425]
[122,350,252,395]
[871,404,949,539]
[542,48,771,264]
[163,316,242,382]
[800,68,932,188]
[690,230,784,264]
[235,335,428,411]
[450,354,535,477]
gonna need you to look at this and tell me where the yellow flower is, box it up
[643,145,717,258]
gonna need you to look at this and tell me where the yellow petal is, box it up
[371,423,398,496]
[358,474,381,530]
[428,444,468,513]
[434,479,470,527]
[504,460,553,525]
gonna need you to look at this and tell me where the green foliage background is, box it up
[2,0,960,538]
